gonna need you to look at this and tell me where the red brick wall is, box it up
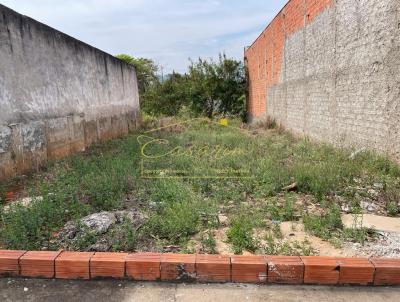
[306,0,333,23]
[245,0,333,119]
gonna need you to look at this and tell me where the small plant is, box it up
[182,241,197,254]
[68,223,98,251]
[387,201,398,217]
[147,199,201,244]
[227,215,258,254]
[272,223,283,239]
[282,194,295,221]
[110,217,138,251]
[268,199,282,221]
[329,237,343,249]
[303,204,343,240]
[265,194,296,223]
[292,239,315,256]
[0,193,89,250]
[262,234,315,256]
[0,186,5,206]
[200,232,217,254]
[380,180,400,217]
[263,234,279,255]
[256,117,277,130]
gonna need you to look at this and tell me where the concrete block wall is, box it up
[0,4,140,180]
[245,0,400,161]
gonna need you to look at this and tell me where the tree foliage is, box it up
[142,72,189,116]
[116,54,158,95]
[116,53,246,119]
[187,54,246,118]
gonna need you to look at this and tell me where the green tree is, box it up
[116,54,158,95]
[187,58,219,118]
[142,72,189,116]
[215,55,246,117]
[116,53,245,119]
[187,53,246,118]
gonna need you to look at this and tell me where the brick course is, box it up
[196,254,231,283]
[160,254,196,282]
[20,251,61,279]
[231,255,267,283]
[370,258,400,286]
[90,252,128,279]
[267,256,304,284]
[55,252,94,280]
[302,256,340,285]
[338,258,375,285]
[126,253,161,281]
[1,250,400,285]
[0,250,26,277]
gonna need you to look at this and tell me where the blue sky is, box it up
[1,0,287,73]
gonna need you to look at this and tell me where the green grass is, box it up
[303,204,343,241]
[200,232,217,254]
[226,214,259,254]
[262,234,315,256]
[1,117,399,253]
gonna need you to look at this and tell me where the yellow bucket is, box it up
[219,118,228,126]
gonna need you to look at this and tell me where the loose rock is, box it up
[81,212,117,234]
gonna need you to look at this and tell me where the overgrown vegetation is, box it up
[116,53,246,119]
[1,118,399,254]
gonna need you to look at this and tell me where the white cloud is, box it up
[1,0,287,73]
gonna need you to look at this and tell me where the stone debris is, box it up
[283,183,298,192]
[218,214,228,226]
[341,204,351,213]
[345,231,400,258]
[360,200,378,213]
[80,212,117,235]
[349,148,366,160]
[3,196,43,212]
[56,209,147,251]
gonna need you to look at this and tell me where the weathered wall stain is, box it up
[245,0,400,161]
[0,4,140,180]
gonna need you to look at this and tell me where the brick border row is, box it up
[1,250,399,286]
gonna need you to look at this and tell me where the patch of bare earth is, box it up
[279,222,355,257]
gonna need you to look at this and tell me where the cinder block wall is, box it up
[0,4,140,180]
[245,0,400,161]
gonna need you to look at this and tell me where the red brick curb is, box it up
[267,256,303,284]
[1,250,400,285]
[231,255,266,283]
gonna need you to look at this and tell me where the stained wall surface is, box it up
[0,4,140,179]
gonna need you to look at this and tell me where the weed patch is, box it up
[303,204,343,240]
[1,118,399,255]
[227,214,258,254]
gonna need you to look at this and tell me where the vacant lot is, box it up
[1,118,399,257]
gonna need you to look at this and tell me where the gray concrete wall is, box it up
[261,0,400,161]
[0,4,140,180]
